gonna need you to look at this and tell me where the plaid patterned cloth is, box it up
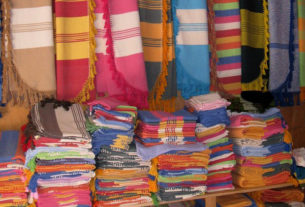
[55,0,96,103]
[2,0,56,107]
[138,0,177,112]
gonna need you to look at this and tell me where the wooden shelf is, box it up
[139,182,294,207]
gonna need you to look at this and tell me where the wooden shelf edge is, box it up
[139,182,294,207]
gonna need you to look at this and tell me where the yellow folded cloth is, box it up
[217,194,252,207]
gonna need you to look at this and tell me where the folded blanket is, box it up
[138,110,197,123]
[0,131,24,163]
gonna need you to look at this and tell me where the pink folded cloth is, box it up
[87,97,127,111]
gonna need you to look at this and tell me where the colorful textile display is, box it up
[138,0,177,112]
[135,110,197,146]
[240,0,269,91]
[268,0,300,106]
[214,0,242,96]
[186,93,235,192]
[1,0,56,107]
[95,0,149,109]
[55,0,96,103]
[172,0,210,99]
[93,144,152,206]
[249,188,304,207]
[298,0,305,101]
[24,101,95,207]
[155,148,211,201]
[229,108,293,188]
[0,131,27,207]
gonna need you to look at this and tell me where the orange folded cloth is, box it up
[35,164,95,173]
[229,127,265,139]
[232,173,265,188]
[217,194,253,207]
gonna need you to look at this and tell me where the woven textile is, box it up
[240,0,269,91]
[1,0,56,107]
[55,0,96,103]
[0,4,2,103]
[298,0,305,101]
[214,0,242,96]
[138,0,177,112]
[95,0,148,109]
[269,0,300,106]
[172,0,210,99]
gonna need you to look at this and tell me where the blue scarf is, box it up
[172,0,210,99]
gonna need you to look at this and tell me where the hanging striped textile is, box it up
[55,0,96,103]
[0,2,2,103]
[172,0,210,100]
[269,0,300,106]
[1,0,56,107]
[214,0,242,96]
[95,0,149,109]
[138,0,177,112]
[240,0,269,92]
[298,0,305,101]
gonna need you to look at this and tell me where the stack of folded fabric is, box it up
[229,108,293,188]
[86,99,152,206]
[249,188,305,207]
[24,101,95,207]
[292,148,305,188]
[87,100,137,154]
[216,193,257,207]
[94,144,152,206]
[186,93,235,192]
[0,131,27,207]
[135,110,197,146]
[152,143,211,201]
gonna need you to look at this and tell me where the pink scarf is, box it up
[94,0,148,109]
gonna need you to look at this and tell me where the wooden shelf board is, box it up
[139,182,294,207]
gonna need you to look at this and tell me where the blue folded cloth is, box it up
[194,107,230,127]
[138,109,197,123]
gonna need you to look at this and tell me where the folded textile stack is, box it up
[135,110,197,146]
[152,143,210,201]
[86,99,152,206]
[94,144,152,206]
[229,108,293,188]
[292,148,305,188]
[186,93,235,192]
[0,131,27,207]
[249,188,305,207]
[216,193,257,207]
[87,100,137,154]
[24,102,95,207]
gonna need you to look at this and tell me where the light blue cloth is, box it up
[135,141,208,161]
[233,142,291,157]
[172,0,210,99]
[194,107,230,127]
[159,168,208,177]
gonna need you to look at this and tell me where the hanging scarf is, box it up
[55,0,96,103]
[172,0,210,100]
[240,0,269,92]
[298,0,305,101]
[213,0,242,96]
[1,0,56,107]
[95,0,148,109]
[138,0,177,112]
[269,0,300,106]
[0,2,2,104]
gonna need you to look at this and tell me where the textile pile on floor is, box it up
[229,108,293,188]
[0,131,27,207]
[24,102,95,207]
[86,99,152,206]
[292,148,305,187]
[249,188,305,207]
[186,93,235,192]
[135,110,197,146]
